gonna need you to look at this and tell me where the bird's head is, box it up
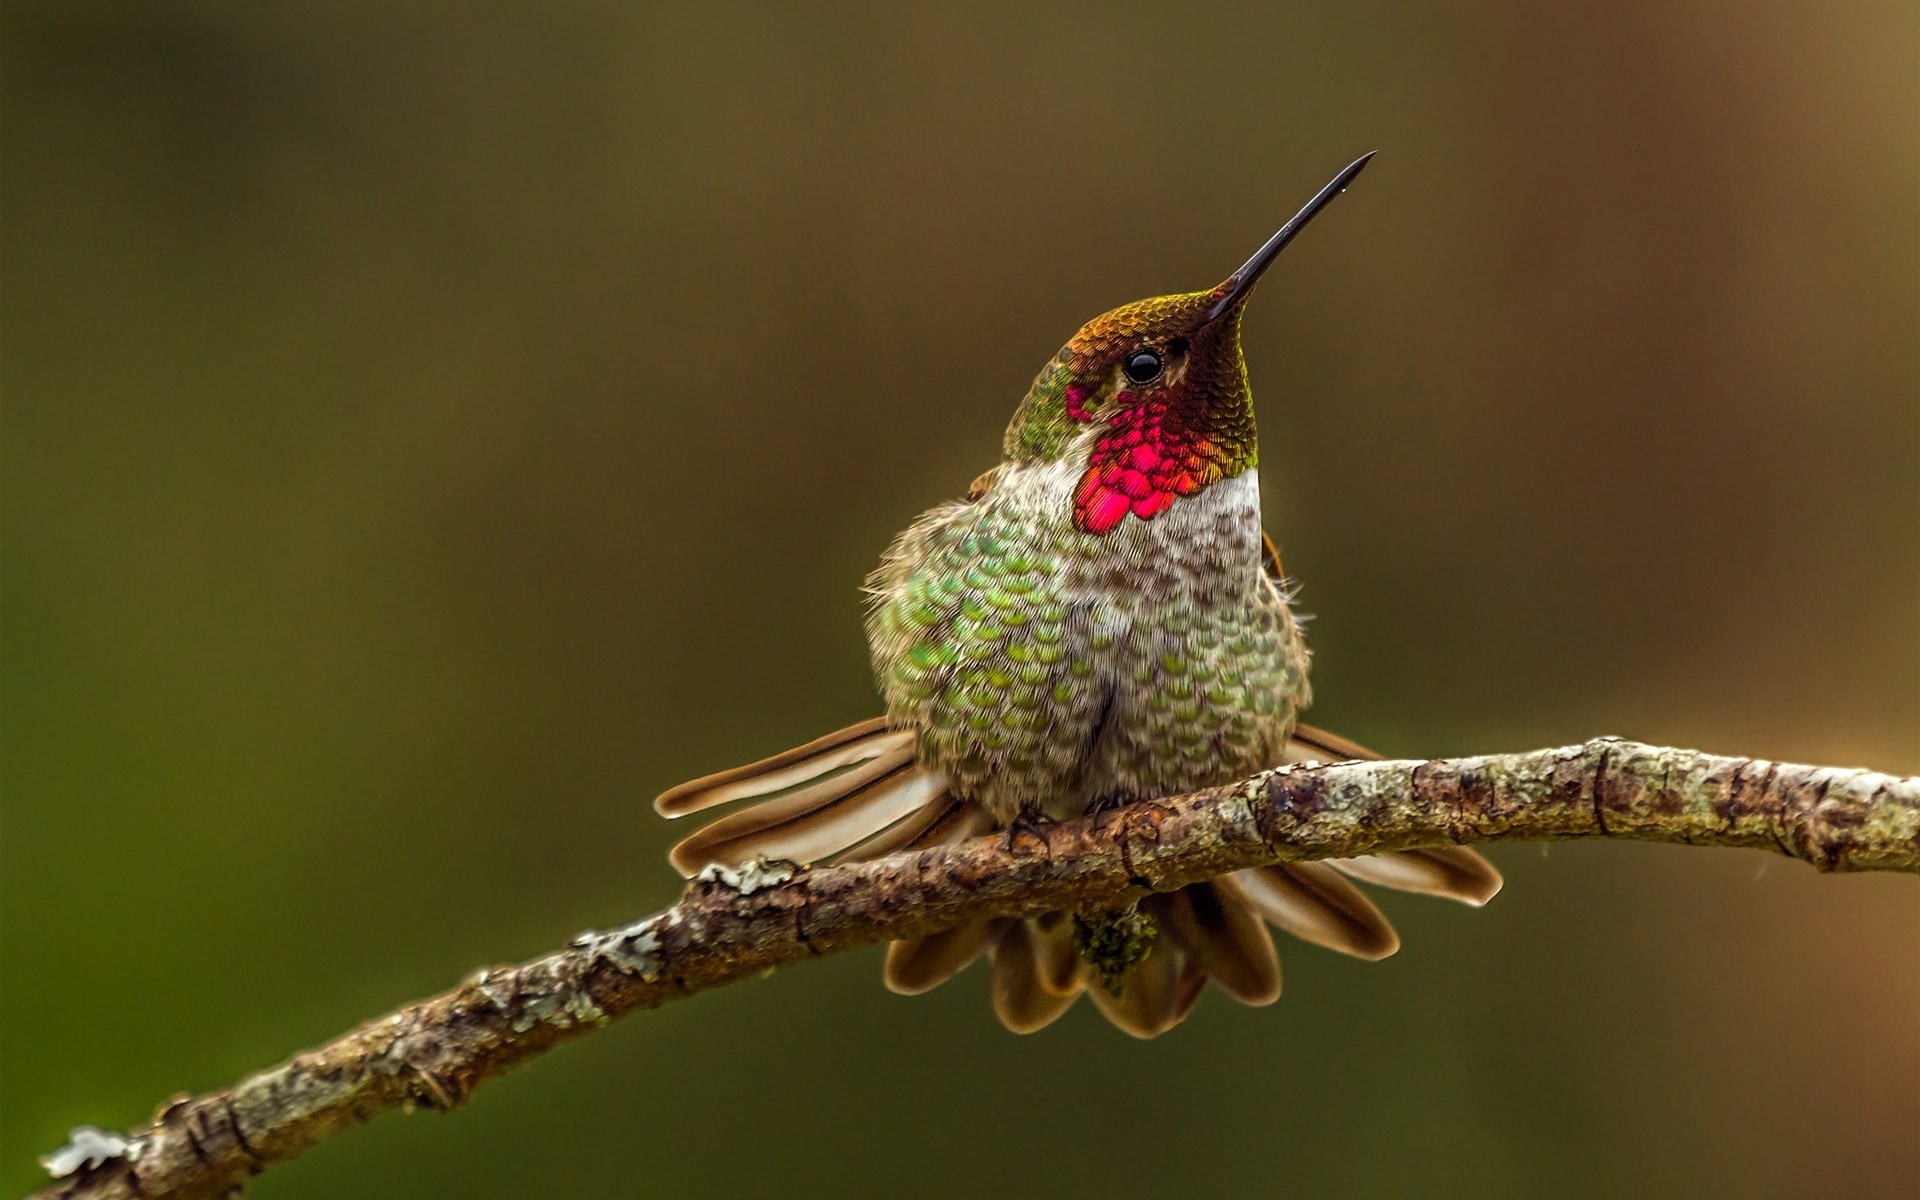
[1002,153,1373,534]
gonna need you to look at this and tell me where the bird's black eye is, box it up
[1123,348,1164,385]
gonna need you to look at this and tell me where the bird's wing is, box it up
[1261,528,1288,587]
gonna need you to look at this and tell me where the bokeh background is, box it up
[4,3,1916,1197]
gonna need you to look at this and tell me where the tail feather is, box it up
[1282,722,1381,764]
[653,718,906,817]
[1232,862,1402,961]
[835,798,992,866]
[990,920,1082,1034]
[885,918,1002,995]
[668,753,945,874]
[1085,933,1204,1039]
[1155,880,1282,1006]
[1330,847,1504,905]
[1028,912,1084,997]
[670,745,914,850]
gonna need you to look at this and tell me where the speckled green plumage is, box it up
[867,458,1307,824]
[1003,349,1076,462]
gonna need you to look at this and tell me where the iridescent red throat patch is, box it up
[1070,382,1252,534]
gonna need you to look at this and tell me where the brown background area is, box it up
[4,3,1915,1197]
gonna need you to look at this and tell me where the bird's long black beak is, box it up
[1206,151,1375,323]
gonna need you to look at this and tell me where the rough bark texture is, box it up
[34,739,1920,1200]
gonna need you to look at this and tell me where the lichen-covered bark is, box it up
[35,740,1918,1200]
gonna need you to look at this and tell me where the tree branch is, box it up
[35,739,1919,1200]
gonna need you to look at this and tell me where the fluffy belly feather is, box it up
[867,464,1309,823]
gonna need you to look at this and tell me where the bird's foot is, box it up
[1084,793,1136,828]
[1003,811,1055,857]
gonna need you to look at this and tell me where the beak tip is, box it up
[1330,151,1377,198]
[1205,151,1377,323]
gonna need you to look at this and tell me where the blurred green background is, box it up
[4,2,1916,1197]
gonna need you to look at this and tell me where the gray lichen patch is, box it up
[464,918,671,1039]
[1479,753,1562,814]
[471,968,517,1015]
[694,856,800,896]
[572,917,664,978]
[506,960,607,1034]
[41,1125,137,1178]
[563,989,607,1025]
[233,1060,361,1133]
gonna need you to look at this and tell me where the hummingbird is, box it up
[655,154,1501,1038]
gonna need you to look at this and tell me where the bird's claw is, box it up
[1004,812,1054,857]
